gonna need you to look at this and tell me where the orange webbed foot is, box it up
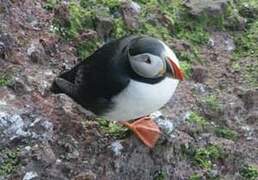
[122,116,161,148]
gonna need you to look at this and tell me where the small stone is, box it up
[111,141,123,156]
[7,78,29,96]
[225,13,247,31]
[210,32,236,52]
[239,88,258,111]
[79,30,98,42]
[31,143,56,165]
[184,0,230,16]
[246,111,258,124]
[151,111,175,136]
[121,1,141,29]
[27,42,47,64]
[72,171,97,180]
[53,4,70,27]
[39,38,57,57]
[23,171,38,180]
[0,112,30,139]
[208,38,215,48]
[193,83,208,94]
[0,33,15,59]
[0,41,5,58]
[191,65,208,83]
[96,16,113,40]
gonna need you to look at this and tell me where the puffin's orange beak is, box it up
[167,57,184,80]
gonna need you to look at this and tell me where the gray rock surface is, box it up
[184,0,230,16]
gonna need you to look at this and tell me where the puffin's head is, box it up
[128,36,184,80]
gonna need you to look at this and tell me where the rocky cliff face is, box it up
[0,0,258,179]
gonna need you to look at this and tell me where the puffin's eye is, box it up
[145,57,151,64]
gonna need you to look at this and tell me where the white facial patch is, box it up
[128,53,165,78]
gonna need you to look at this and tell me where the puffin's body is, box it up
[52,35,183,148]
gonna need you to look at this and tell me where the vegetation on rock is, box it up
[193,145,223,170]
[187,112,208,127]
[0,73,10,87]
[214,127,238,140]
[96,117,129,138]
[240,165,258,180]
[0,148,20,176]
[201,95,222,113]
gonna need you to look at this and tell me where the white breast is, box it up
[103,78,178,121]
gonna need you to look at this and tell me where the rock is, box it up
[0,33,15,59]
[7,78,30,95]
[191,65,208,83]
[241,125,254,140]
[169,38,192,52]
[238,2,258,19]
[192,83,209,95]
[23,171,38,180]
[96,16,113,41]
[110,141,123,156]
[0,41,5,59]
[221,94,246,127]
[184,0,230,16]
[121,1,141,29]
[39,38,57,57]
[210,32,236,53]
[246,111,258,124]
[208,38,215,48]
[0,0,11,14]
[31,143,56,165]
[0,112,30,140]
[0,108,54,145]
[27,41,48,64]
[239,88,258,111]
[72,171,97,180]
[225,13,247,31]
[151,111,175,136]
[53,4,70,27]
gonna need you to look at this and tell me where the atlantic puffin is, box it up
[51,35,184,148]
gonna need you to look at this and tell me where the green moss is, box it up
[0,74,10,87]
[201,95,222,112]
[193,145,223,170]
[245,63,258,88]
[96,117,129,138]
[140,23,171,40]
[153,170,166,180]
[180,61,192,79]
[43,0,60,11]
[187,112,208,127]
[215,127,238,140]
[80,0,120,12]
[0,148,20,176]
[112,18,128,38]
[234,21,258,58]
[67,2,94,38]
[189,174,202,180]
[236,0,258,21]
[240,165,258,180]
[76,38,101,59]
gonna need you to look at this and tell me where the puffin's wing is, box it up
[53,78,77,98]
[76,36,139,97]
[51,61,82,94]
[51,35,137,114]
